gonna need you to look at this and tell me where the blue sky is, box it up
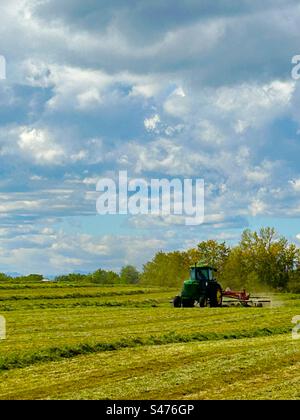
[0,0,300,275]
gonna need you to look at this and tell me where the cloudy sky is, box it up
[0,0,300,275]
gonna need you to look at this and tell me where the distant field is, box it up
[0,282,299,400]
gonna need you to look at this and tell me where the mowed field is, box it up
[0,282,299,400]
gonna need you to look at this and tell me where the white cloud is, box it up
[0,124,104,166]
[127,138,198,175]
[0,199,44,213]
[215,81,294,113]
[289,179,300,191]
[164,87,189,117]
[49,255,84,269]
[77,88,102,109]
[246,161,275,184]
[215,80,295,131]
[144,114,161,132]
[197,120,225,144]
[234,120,250,134]
[249,199,267,216]
[0,228,168,274]
[21,60,170,114]
[82,177,99,186]
[0,0,300,274]
[130,82,162,98]
[45,66,111,111]
[18,127,65,164]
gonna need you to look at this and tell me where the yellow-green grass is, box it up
[0,298,298,368]
[0,334,299,400]
[0,284,170,299]
[0,291,175,312]
[0,284,299,399]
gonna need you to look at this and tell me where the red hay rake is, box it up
[222,288,271,307]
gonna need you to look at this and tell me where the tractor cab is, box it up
[190,265,217,285]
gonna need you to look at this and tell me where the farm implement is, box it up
[221,288,271,307]
[173,263,271,308]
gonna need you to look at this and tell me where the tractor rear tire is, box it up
[208,284,223,308]
[173,295,182,308]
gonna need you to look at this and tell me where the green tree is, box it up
[220,246,260,290]
[91,269,120,285]
[120,265,140,284]
[222,227,300,290]
[197,240,231,272]
[55,273,89,283]
[140,251,190,287]
[14,274,44,283]
[288,268,300,292]
[0,273,12,282]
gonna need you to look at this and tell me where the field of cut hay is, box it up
[0,281,299,400]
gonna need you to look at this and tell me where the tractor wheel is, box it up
[173,295,182,308]
[209,284,223,308]
[199,296,208,307]
[182,299,194,308]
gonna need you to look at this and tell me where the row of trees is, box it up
[220,228,300,291]
[1,228,299,291]
[0,267,140,285]
[55,265,140,285]
[54,227,300,292]
[0,273,44,283]
[140,228,300,292]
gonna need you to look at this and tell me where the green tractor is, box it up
[173,263,223,308]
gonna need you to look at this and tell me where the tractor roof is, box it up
[190,264,217,271]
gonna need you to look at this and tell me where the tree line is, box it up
[55,265,140,285]
[1,228,299,292]
[141,227,300,292]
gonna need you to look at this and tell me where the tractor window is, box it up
[198,269,209,281]
[191,267,214,282]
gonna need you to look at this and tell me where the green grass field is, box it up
[0,282,299,400]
